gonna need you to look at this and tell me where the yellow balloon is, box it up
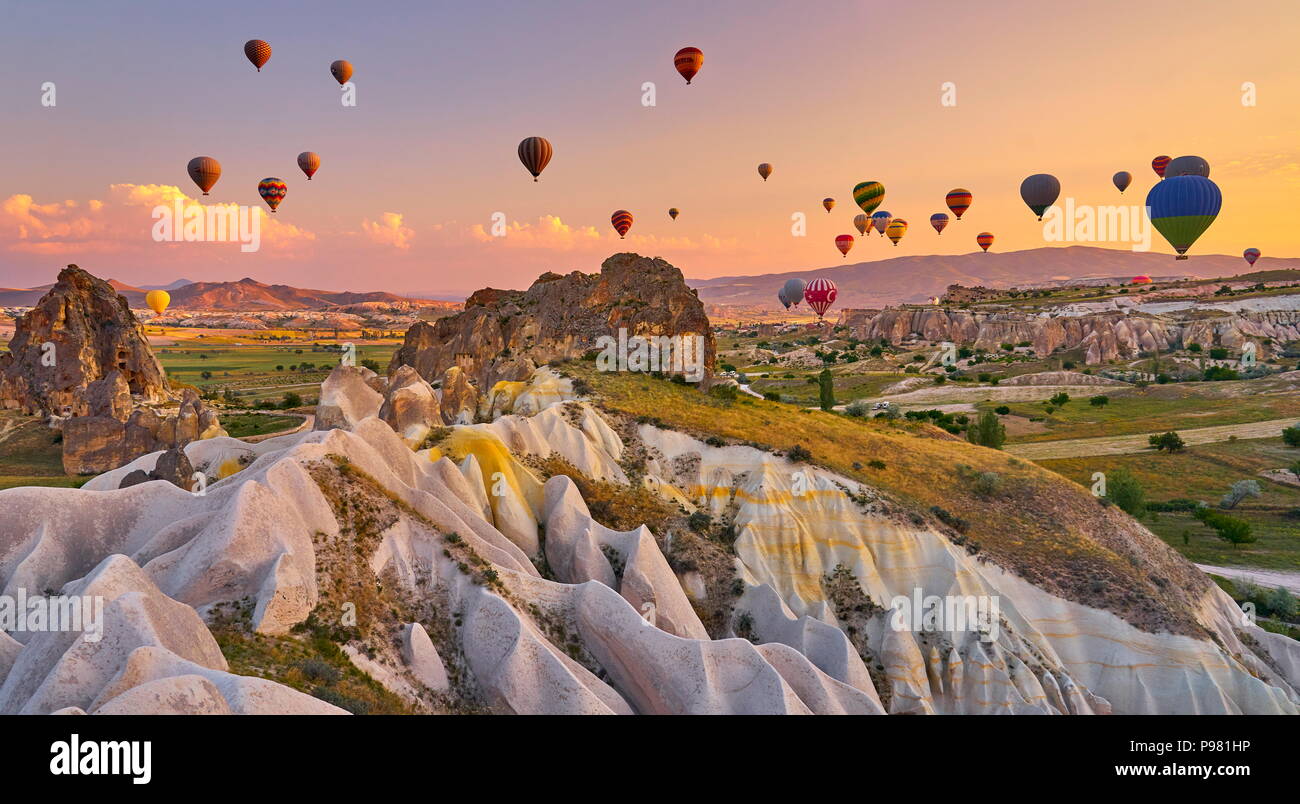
[145,289,170,315]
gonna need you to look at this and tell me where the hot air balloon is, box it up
[835,234,854,257]
[783,278,806,308]
[976,232,994,252]
[1020,174,1060,220]
[668,207,679,220]
[1146,174,1221,260]
[297,152,320,180]
[1165,155,1210,179]
[1243,247,1260,266]
[518,137,553,182]
[674,47,703,84]
[871,210,892,236]
[885,219,907,245]
[758,163,773,181]
[611,210,633,239]
[853,181,885,216]
[244,40,271,71]
[330,60,353,85]
[853,214,869,235]
[145,290,170,315]
[1113,171,1132,193]
[823,198,835,213]
[258,177,287,212]
[777,286,792,310]
[804,278,837,319]
[187,156,221,196]
[930,213,949,234]
[1151,155,1171,179]
[945,189,972,219]
[1131,275,1152,285]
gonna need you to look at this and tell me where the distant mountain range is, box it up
[688,246,1300,309]
[0,276,454,311]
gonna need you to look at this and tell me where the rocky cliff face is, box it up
[390,253,715,404]
[0,265,170,416]
[61,388,226,475]
[840,307,1297,364]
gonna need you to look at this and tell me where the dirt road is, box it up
[1005,417,1298,460]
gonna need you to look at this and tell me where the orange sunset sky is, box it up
[2,0,1298,296]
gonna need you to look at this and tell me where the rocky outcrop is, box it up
[390,253,716,410]
[840,306,1287,365]
[0,265,170,416]
[61,390,225,475]
[379,365,441,446]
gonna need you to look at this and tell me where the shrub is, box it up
[1049,392,1070,407]
[1209,347,1229,360]
[966,409,1006,450]
[281,391,303,409]
[1089,395,1109,407]
[1220,479,1262,510]
[1106,468,1145,516]
[1283,425,1300,447]
[994,405,1010,415]
[787,444,812,463]
[1195,507,1255,548]
[1149,431,1186,453]
[844,399,872,418]
[972,471,1001,497]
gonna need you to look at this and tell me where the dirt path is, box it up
[1196,564,1300,596]
[1005,417,1299,460]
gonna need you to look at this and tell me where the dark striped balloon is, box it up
[1113,171,1132,193]
[945,189,972,219]
[611,209,633,238]
[1151,155,1171,179]
[930,213,949,234]
[674,47,704,84]
[518,137,553,182]
[976,232,994,252]
[871,210,892,235]
[852,181,885,215]
[1243,248,1260,266]
[244,40,271,71]
[258,177,287,212]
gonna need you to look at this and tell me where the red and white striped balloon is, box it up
[803,278,838,318]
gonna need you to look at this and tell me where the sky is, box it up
[1,0,1299,296]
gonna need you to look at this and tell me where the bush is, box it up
[710,383,738,402]
[281,391,303,409]
[1219,479,1261,510]
[1283,425,1300,447]
[1149,431,1186,453]
[1195,507,1255,548]
[1187,343,1203,353]
[1209,347,1229,360]
[1089,395,1109,407]
[1106,468,1145,516]
[687,511,712,533]
[994,405,1010,415]
[844,399,872,418]
[787,444,812,463]
[1203,366,1239,381]
[1049,392,1070,407]
[972,471,1001,497]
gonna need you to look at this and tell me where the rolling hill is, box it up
[688,246,1300,309]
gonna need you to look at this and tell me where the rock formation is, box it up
[61,388,225,475]
[0,265,170,416]
[390,253,716,418]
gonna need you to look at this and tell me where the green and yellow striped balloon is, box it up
[853,181,885,215]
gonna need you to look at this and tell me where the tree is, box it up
[1195,507,1255,548]
[1219,479,1261,510]
[818,369,835,411]
[1089,395,1109,407]
[1149,431,1186,453]
[282,391,303,409]
[1049,392,1070,407]
[994,405,1011,415]
[1283,425,1300,447]
[966,409,1006,450]
[1106,468,1145,516]
[1269,586,1297,620]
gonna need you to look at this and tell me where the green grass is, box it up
[1039,438,1300,570]
[0,413,66,477]
[157,341,399,405]
[993,385,1300,443]
[220,413,304,438]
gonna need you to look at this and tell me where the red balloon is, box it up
[834,234,854,257]
[804,278,838,318]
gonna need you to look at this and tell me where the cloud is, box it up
[360,212,414,250]
[0,184,315,256]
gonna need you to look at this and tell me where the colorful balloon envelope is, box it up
[258,178,287,212]
[1145,175,1221,260]
[187,156,221,196]
[871,210,892,236]
[835,234,854,257]
[668,207,679,220]
[782,278,806,308]
[244,39,271,71]
[518,137,553,182]
[1243,247,1260,266]
[1020,174,1060,220]
[145,290,170,315]
[297,151,320,180]
[1151,155,1171,179]
[822,198,835,213]
[611,209,633,239]
[1132,275,1152,284]
[885,219,907,245]
[757,163,773,181]
[803,278,838,318]
[853,214,869,235]
[1113,171,1132,193]
[945,189,972,219]
[1164,155,1210,179]
[930,213,949,234]
[330,60,353,85]
[674,47,703,84]
[976,232,994,252]
[853,181,885,215]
